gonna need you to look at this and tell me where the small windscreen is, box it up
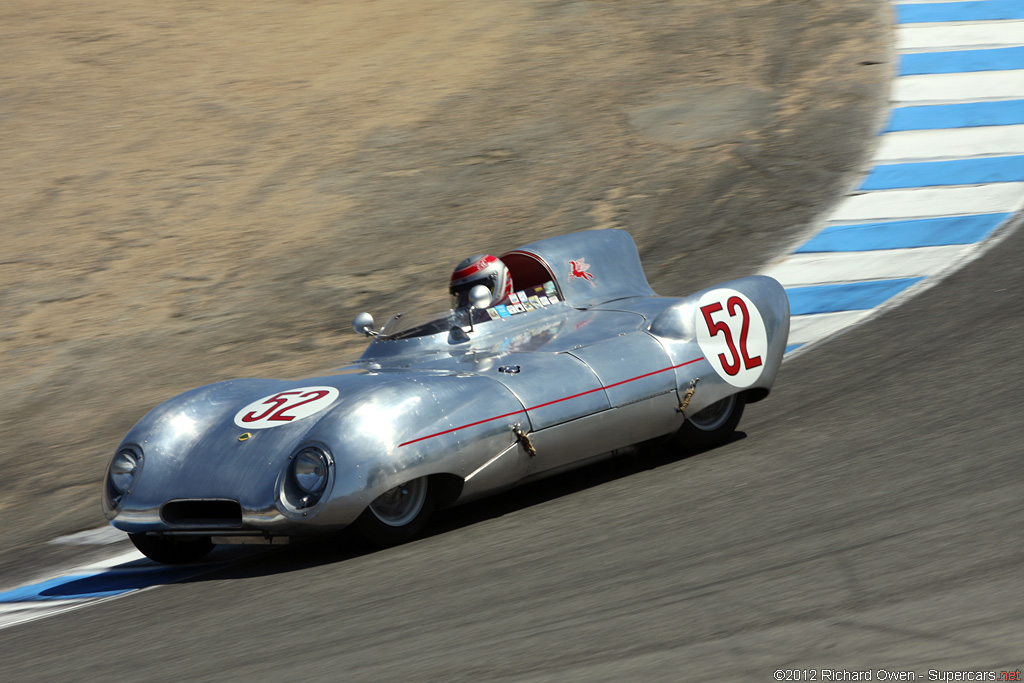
[378,280,563,340]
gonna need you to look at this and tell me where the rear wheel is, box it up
[129,533,215,564]
[677,393,745,450]
[351,476,435,547]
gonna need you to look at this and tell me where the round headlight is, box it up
[109,449,140,493]
[293,448,328,495]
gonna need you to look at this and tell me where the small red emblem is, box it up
[569,258,595,285]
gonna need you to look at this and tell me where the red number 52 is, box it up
[700,297,763,376]
[241,389,331,423]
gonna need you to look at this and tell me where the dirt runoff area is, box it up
[0,0,889,554]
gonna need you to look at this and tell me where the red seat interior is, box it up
[501,251,559,295]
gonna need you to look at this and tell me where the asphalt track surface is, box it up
[3,228,1022,678]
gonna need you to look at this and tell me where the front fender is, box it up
[294,374,529,528]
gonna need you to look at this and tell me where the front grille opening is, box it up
[161,499,242,528]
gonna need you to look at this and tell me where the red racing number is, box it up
[241,389,331,423]
[234,385,340,430]
[241,391,301,423]
[700,296,763,376]
[271,389,331,422]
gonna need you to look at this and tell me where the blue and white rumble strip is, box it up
[3,0,1024,632]
[764,0,1024,356]
[0,527,226,630]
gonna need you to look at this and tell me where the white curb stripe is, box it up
[78,550,147,571]
[893,69,1024,103]
[788,311,873,346]
[874,123,1024,161]
[897,20,1024,51]
[829,182,1024,222]
[48,526,127,546]
[0,600,96,631]
[763,245,973,287]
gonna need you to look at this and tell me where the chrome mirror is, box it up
[352,312,377,337]
[466,285,492,334]
[468,285,492,310]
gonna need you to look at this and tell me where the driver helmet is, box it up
[449,254,513,308]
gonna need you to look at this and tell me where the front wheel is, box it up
[129,533,215,564]
[351,476,436,547]
[677,393,746,450]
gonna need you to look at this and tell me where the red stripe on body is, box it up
[398,408,528,448]
[398,356,703,447]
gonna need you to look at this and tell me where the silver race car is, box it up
[103,229,790,563]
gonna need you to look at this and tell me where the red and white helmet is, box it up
[449,254,513,308]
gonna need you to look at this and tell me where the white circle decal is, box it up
[695,288,768,388]
[233,386,340,429]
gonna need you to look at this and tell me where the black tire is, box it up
[351,476,436,547]
[677,393,746,450]
[129,533,215,564]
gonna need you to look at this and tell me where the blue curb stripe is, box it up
[884,100,1024,132]
[785,343,804,354]
[0,566,208,603]
[860,155,1024,190]
[796,213,1010,252]
[900,46,1024,76]
[786,278,926,315]
[0,574,110,602]
[897,1,1024,24]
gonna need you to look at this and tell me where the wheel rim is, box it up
[369,478,428,527]
[688,395,736,431]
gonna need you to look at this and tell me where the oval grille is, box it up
[161,499,242,527]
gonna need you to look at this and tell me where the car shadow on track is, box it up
[182,432,748,581]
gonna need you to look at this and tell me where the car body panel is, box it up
[568,332,675,407]
[485,351,609,431]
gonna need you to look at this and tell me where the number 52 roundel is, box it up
[695,288,768,388]
[233,386,340,429]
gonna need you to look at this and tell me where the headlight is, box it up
[279,444,334,515]
[293,448,329,494]
[109,449,140,493]
[104,446,143,516]
[286,446,333,510]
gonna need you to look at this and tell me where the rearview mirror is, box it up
[468,285,492,310]
[352,312,376,337]
[465,285,492,334]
